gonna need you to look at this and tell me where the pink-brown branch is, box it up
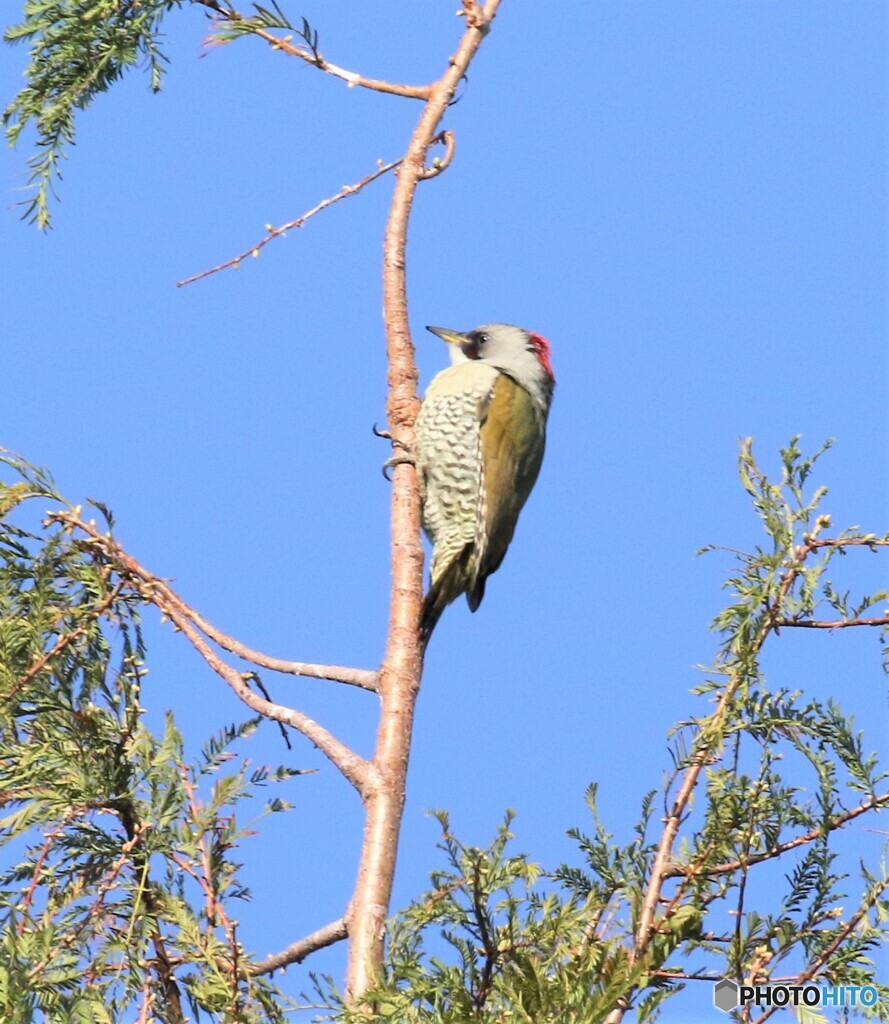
[157,590,372,791]
[50,511,373,794]
[147,589,373,793]
[178,132,456,288]
[177,157,403,288]
[665,792,889,879]
[149,577,379,691]
[195,0,431,99]
[247,917,348,976]
[50,511,377,690]
[807,536,889,549]
[343,0,503,999]
[777,615,889,630]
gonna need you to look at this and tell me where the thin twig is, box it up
[665,791,889,879]
[178,131,455,288]
[196,0,431,99]
[418,130,456,179]
[247,917,348,975]
[177,157,403,288]
[17,812,81,932]
[808,537,889,549]
[649,970,721,982]
[777,615,889,629]
[244,672,292,747]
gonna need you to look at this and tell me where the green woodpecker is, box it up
[415,322,555,640]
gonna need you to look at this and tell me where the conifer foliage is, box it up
[333,440,889,1024]
[0,454,301,1022]
[1,442,887,1022]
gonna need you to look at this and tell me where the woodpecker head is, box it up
[426,322,555,412]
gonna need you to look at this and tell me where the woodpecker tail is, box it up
[420,545,485,648]
[420,546,466,646]
[419,589,445,649]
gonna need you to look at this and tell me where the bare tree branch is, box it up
[177,156,403,288]
[50,511,373,794]
[247,917,348,976]
[178,131,457,287]
[150,578,379,691]
[777,615,889,630]
[195,0,432,99]
[344,0,503,999]
[808,536,889,549]
[147,581,373,794]
[665,791,889,879]
[50,511,377,690]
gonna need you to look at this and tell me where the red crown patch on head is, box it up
[529,333,555,382]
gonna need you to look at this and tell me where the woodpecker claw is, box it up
[373,425,410,450]
[373,423,414,479]
[382,453,415,481]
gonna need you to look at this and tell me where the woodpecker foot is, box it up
[373,423,414,480]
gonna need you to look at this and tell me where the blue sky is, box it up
[2,1,887,1019]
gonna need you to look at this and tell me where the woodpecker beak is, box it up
[426,325,479,363]
[426,325,467,347]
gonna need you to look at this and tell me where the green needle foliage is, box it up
[1,441,887,1023]
[0,453,305,1022]
[2,0,318,228]
[3,0,184,227]
[331,439,889,1024]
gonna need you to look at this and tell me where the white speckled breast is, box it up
[415,362,499,583]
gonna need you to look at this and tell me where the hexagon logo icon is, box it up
[714,978,739,1012]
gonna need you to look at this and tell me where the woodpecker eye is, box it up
[461,330,489,360]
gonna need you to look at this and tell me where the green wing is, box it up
[468,374,546,610]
